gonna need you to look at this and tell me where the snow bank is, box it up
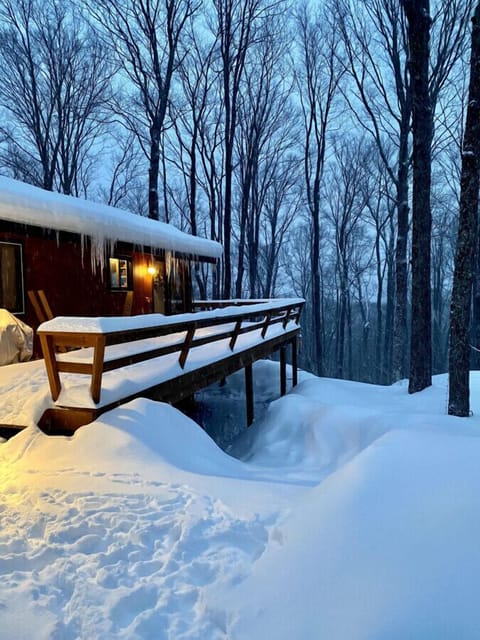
[230,373,480,482]
[6,399,247,480]
[227,427,480,639]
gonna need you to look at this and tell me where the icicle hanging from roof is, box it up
[0,176,223,260]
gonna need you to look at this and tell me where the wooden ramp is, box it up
[36,299,303,434]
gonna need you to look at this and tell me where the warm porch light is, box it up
[147,265,157,276]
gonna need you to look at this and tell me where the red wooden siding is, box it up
[0,227,180,333]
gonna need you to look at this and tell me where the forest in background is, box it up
[0,0,476,386]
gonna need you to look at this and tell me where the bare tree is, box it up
[324,136,372,379]
[101,132,145,210]
[195,79,224,299]
[0,0,112,193]
[234,17,297,298]
[339,0,474,382]
[431,186,457,373]
[85,0,197,220]
[401,0,433,393]
[338,0,411,382]
[258,153,301,298]
[296,0,344,376]
[167,28,220,297]
[449,2,480,416]
[363,151,396,383]
[173,34,216,235]
[211,0,284,298]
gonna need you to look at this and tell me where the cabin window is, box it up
[0,241,24,314]
[109,257,132,290]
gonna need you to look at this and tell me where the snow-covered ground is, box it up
[2,361,480,639]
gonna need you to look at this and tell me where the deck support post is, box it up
[280,346,287,396]
[245,363,254,426]
[292,336,298,387]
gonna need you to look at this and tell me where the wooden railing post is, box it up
[91,335,106,403]
[261,311,272,338]
[179,325,196,369]
[229,319,242,351]
[294,304,302,324]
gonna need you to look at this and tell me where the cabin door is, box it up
[152,260,166,314]
[166,259,192,314]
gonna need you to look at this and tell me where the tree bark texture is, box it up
[402,0,433,394]
[149,124,161,221]
[448,3,480,416]
[392,126,410,381]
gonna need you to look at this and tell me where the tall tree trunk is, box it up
[189,129,207,300]
[383,217,396,383]
[375,234,383,380]
[402,0,433,394]
[312,198,323,375]
[297,2,341,377]
[448,3,480,416]
[235,162,251,298]
[149,126,160,221]
[235,202,248,298]
[248,177,261,298]
[392,123,410,381]
[346,289,353,380]
[472,239,480,367]
[223,126,233,297]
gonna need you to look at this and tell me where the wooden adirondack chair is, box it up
[27,290,54,324]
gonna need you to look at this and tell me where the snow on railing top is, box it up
[37,298,304,405]
[38,298,305,334]
[0,176,222,260]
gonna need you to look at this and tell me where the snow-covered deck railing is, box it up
[37,299,304,406]
[192,299,272,310]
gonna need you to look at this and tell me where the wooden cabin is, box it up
[0,178,306,435]
[0,177,222,336]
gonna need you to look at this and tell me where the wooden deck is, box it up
[33,299,304,434]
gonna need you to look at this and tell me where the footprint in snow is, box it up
[0,484,276,639]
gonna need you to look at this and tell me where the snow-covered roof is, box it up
[0,176,222,260]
